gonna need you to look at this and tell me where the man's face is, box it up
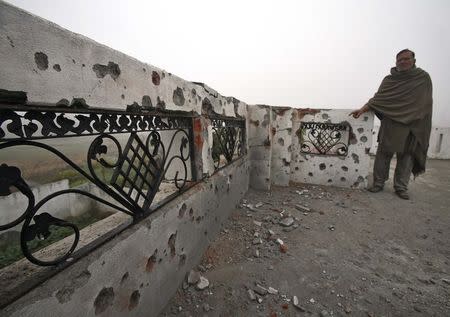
[396,51,415,72]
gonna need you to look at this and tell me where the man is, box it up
[350,49,433,200]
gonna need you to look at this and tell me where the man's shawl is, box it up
[367,67,433,176]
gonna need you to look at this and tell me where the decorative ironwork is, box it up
[0,107,194,266]
[299,122,349,156]
[211,118,245,170]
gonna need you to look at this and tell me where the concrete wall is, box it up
[248,105,272,190]
[0,1,247,118]
[0,2,250,316]
[3,159,249,317]
[248,106,374,189]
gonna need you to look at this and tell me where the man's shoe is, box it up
[395,190,409,200]
[367,185,383,193]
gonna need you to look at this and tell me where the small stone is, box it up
[196,276,209,290]
[255,249,260,258]
[295,204,310,212]
[254,232,260,238]
[254,284,268,296]
[309,298,315,304]
[248,289,256,301]
[254,221,262,227]
[223,229,229,233]
[413,306,422,312]
[268,287,278,295]
[255,202,264,208]
[279,217,294,227]
[441,278,450,285]
[276,238,284,245]
[268,229,275,236]
[253,238,263,245]
[205,264,213,270]
[257,297,263,303]
[328,225,335,231]
[268,265,274,270]
[320,310,331,317]
[203,303,211,312]
[345,305,352,313]
[187,270,200,285]
[178,306,183,312]
[292,296,306,311]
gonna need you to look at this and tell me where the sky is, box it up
[6,0,450,126]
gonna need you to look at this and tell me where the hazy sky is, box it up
[6,0,450,126]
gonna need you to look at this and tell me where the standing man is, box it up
[350,49,433,200]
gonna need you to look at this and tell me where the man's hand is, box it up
[349,104,370,118]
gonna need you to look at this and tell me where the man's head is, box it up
[396,49,416,72]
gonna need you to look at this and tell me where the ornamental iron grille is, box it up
[211,118,245,171]
[0,106,194,267]
[299,122,349,156]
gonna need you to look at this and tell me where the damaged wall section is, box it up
[248,106,374,189]
[3,159,249,317]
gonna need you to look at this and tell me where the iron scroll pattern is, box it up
[299,122,349,156]
[211,118,245,170]
[0,108,193,266]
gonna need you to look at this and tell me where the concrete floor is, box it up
[161,158,450,317]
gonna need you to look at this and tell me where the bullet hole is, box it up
[128,290,140,311]
[173,87,185,106]
[92,62,121,80]
[341,166,348,171]
[179,203,187,218]
[151,71,160,85]
[56,99,70,107]
[156,96,166,109]
[328,179,333,183]
[278,138,285,146]
[94,287,114,315]
[82,63,86,67]
[70,98,89,109]
[191,88,196,96]
[357,176,365,182]
[341,177,346,182]
[101,261,105,266]
[263,137,271,146]
[121,94,125,99]
[308,172,313,177]
[355,169,359,172]
[146,249,158,272]
[179,254,186,266]
[204,230,208,236]
[124,86,127,89]
[142,95,152,109]
[262,113,270,128]
[360,136,368,142]
[202,97,214,115]
[295,167,299,171]
[143,68,146,72]
[53,64,61,72]
[140,283,144,288]
[229,173,233,180]
[250,119,260,126]
[322,113,329,119]
[72,59,76,64]
[351,153,360,164]
[365,147,371,154]
[282,158,290,166]
[196,216,203,224]
[214,185,218,194]
[364,116,368,121]
[34,52,48,70]
[319,163,326,170]
[357,128,364,133]
[168,232,177,258]
[189,208,194,221]
[7,36,14,47]
[162,72,166,78]
[349,131,357,145]
[120,272,129,284]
